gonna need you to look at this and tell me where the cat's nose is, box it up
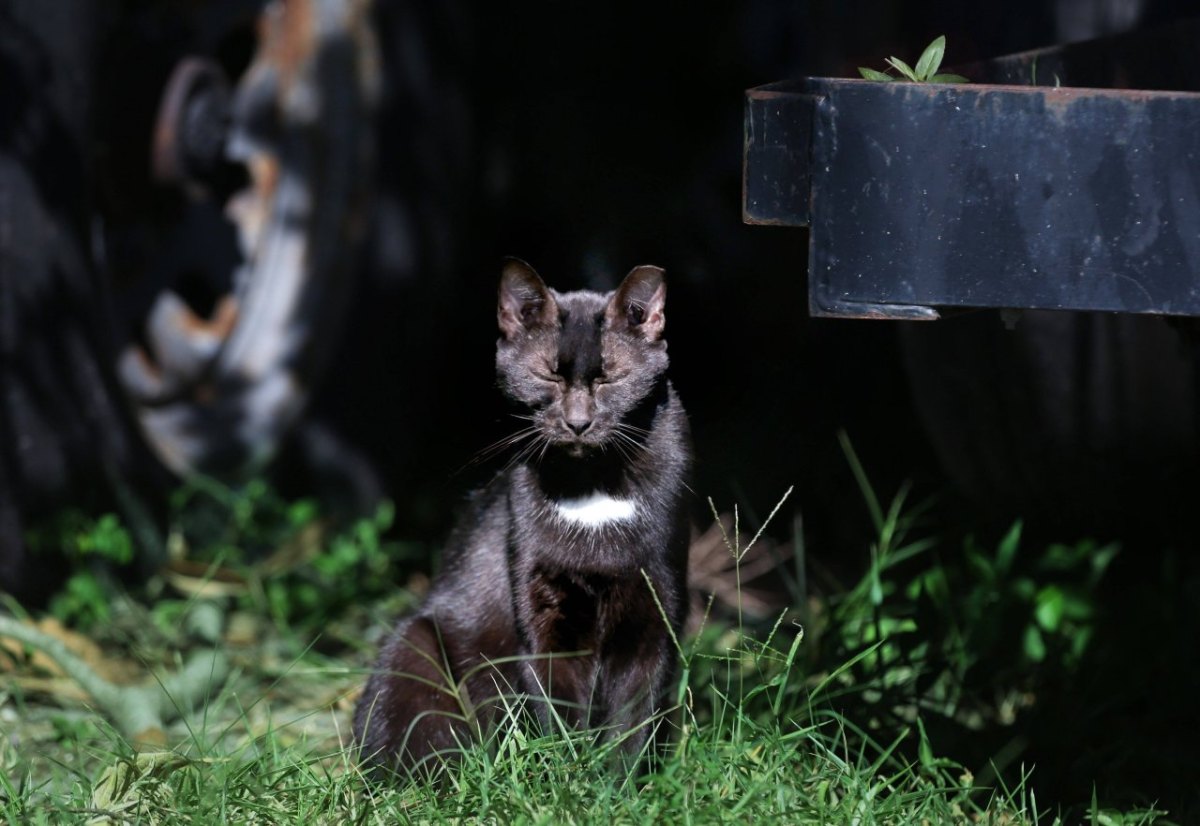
[562,390,594,436]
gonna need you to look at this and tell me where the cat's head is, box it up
[496,259,669,457]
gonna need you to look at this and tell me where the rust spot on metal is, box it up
[747,88,802,103]
[250,153,278,201]
[258,0,316,91]
[227,153,279,249]
[953,81,1198,104]
[172,294,240,339]
[191,379,218,406]
[131,346,164,381]
[209,295,239,340]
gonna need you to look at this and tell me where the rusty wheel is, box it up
[115,0,379,477]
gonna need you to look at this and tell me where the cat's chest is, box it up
[508,479,660,572]
[551,491,639,528]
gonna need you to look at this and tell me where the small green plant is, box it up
[24,511,135,629]
[831,435,1117,689]
[23,477,422,635]
[47,572,112,630]
[168,476,317,567]
[166,477,422,630]
[933,522,1119,671]
[48,714,94,746]
[858,35,969,84]
[258,501,406,629]
[825,432,934,681]
[818,430,1123,807]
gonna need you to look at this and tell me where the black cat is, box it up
[354,259,692,772]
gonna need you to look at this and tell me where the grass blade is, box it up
[838,430,883,533]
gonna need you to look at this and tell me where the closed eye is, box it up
[535,371,564,384]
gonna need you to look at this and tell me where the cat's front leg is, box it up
[519,651,598,731]
[519,568,601,728]
[593,629,676,755]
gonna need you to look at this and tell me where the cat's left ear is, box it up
[499,258,557,339]
[607,265,666,341]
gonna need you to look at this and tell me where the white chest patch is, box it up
[553,492,638,528]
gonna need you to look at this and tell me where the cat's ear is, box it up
[498,258,557,339]
[607,265,666,341]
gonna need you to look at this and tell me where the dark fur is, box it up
[353,260,692,772]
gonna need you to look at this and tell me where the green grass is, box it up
[0,468,1183,824]
[3,615,1050,825]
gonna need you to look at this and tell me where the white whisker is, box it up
[615,422,651,437]
[503,433,548,473]
[610,429,653,462]
[457,426,541,474]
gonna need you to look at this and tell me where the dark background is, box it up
[5,0,1200,815]
[308,0,1200,550]
[5,0,1200,590]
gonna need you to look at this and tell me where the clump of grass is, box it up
[1,472,1172,823]
[1,610,1047,825]
[0,492,1074,825]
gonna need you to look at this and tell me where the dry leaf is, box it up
[89,751,193,825]
[162,558,248,599]
[258,519,328,575]
[224,611,262,647]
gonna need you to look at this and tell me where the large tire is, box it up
[0,0,379,600]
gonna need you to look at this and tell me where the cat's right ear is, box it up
[608,265,666,341]
[498,258,557,339]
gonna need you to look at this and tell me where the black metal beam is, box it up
[745,23,1200,319]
